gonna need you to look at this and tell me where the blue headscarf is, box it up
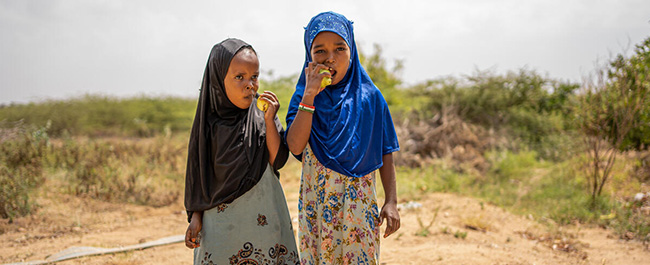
[286,11,400,178]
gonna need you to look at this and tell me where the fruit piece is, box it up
[319,69,332,88]
[256,97,269,112]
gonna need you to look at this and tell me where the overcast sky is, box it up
[1,0,649,104]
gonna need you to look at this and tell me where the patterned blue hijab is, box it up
[286,11,400,178]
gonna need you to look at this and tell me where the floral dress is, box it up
[298,145,380,265]
[194,165,299,265]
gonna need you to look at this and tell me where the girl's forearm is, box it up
[265,120,281,165]
[286,96,315,155]
[192,211,203,221]
[378,153,398,204]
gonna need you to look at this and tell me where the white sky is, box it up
[1,0,649,104]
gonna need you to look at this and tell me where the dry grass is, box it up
[462,214,493,233]
[516,227,589,260]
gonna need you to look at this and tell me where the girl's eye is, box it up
[252,75,258,81]
[314,50,325,54]
[337,47,347,52]
[235,75,243,80]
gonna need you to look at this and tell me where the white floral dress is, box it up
[298,145,380,265]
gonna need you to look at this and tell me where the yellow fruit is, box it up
[319,69,332,88]
[256,97,269,112]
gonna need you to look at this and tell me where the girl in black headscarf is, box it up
[184,38,298,264]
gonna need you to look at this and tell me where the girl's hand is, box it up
[185,212,203,249]
[379,202,400,238]
[303,62,332,101]
[258,91,280,123]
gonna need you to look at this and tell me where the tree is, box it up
[617,37,650,150]
[577,36,650,205]
[359,44,403,106]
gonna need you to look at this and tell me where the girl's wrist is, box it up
[301,96,315,106]
[383,194,398,204]
[384,198,398,205]
[298,103,315,114]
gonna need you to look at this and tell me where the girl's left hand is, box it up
[259,91,280,122]
[185,212,203,249]
[379,202,400,238]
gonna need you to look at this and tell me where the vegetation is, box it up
[48,134,184,206]
[405,68,580,161]
[0,122,185,219]
[0,95,196,137]
[1,36,649,243]
[0,122,48,221]
[576,38,650,204]
[359,44,404,107]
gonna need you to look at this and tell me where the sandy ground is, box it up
[2,161,649,264]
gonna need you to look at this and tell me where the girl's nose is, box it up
[326,54,335,64]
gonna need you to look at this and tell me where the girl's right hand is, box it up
[185,212,203,249]
[303,62,332,101]
[258,91,280,123]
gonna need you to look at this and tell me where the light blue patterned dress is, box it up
[194,165,299,265]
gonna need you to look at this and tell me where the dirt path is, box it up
[2,163,649,264]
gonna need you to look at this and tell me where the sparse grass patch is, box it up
[415,206,439,237]
[453,230,468,239]
[468,150,610,225]
[395,147,649,242]
[1,125,187,212]
[395,160,474,201]
[45,135,186,206]
[470,150,543,209]
[465,150,649,242]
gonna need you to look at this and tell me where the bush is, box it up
[0,123,48,220]
[613,36,650,151]
[409,69,579,161]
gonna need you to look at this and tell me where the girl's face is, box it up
[224,48,259,109]
[310,31,350,86]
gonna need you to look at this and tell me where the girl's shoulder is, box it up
[366,85,388,106]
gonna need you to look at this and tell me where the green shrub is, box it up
[0,124,48,220]
[611,37,650,151]
[407,69,579,160]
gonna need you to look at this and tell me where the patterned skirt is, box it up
[194,164,299,265]
[298,145,380,265]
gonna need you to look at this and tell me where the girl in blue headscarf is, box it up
[285,11,400,264]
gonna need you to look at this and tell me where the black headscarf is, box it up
[184,38,288,222]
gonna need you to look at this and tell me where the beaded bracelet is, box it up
[298,103,315,114]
